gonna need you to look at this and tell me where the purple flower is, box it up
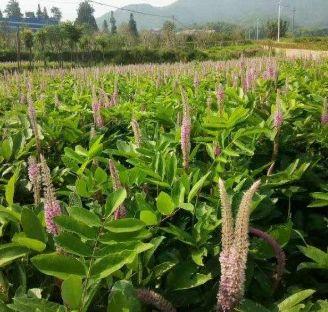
[274,110,284,128]
[273,91,284,128]
[92,102,104,128]
[214,144,222,157]
[181,91,191,170]
[40,155,61,236]
[217,180,261,312]
[28,156,41,205]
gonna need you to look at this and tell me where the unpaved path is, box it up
[272,47,328,60]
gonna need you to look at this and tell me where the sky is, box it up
[0,0,177,21]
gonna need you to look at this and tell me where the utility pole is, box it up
[256,18,259,40]
[292,7,296,34]
[277,0,281,42]
[16,25,21,71]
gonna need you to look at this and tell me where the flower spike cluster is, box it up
[131,118,142,148]
[40,155,62,236]
[217,179,261,312]
[321,98,328,125]
[136,289,176,312]
[180,89,191,170]
[273,91,284,129]
[28,156,41,205]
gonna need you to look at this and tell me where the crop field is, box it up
[0,57,327,312]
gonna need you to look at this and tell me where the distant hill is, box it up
[97,0,328,30]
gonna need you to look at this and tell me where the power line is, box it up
[88,0,172,19]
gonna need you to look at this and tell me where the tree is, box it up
[110,11,117,35]
[62,22,83,61]
[36,4,43,19]
[162,20,176,48]
[102,20,109,33]
[34,28,47,66]
[128,13,138,37]
[95,34,108,60]
[266,19,289,40]
[25,11,35,18]
[43,7,49,19]
[75,1,98,32]
[5,0,23,18]
[51,7,62,21]
[0,10,3,19]
[21,28,34,67]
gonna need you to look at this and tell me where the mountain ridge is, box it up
[96,0,328,30]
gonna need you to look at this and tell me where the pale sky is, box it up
[0,0,177,21]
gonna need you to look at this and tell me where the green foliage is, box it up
[0,56,327,311]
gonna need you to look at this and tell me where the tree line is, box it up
[0,0,291,68]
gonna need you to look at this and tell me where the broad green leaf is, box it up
[277,289,316,311]
[75,178,90,197]
[5,168,20,207]
[67,206,101,227]
[12,233,46,252]
[156,192,175,215]
[167,262,212,290]
[188,172,210,202]
[1,138,13,160]
[237,299,271,312]
[0,206,20,222]
[104,218,145,233]
[21,208,47,243]
[94,167,107,184]
[95,241,153,258]
[31,253,86,279]
[55,232,93,257]
[105,189,127,216]
[90,251,136,279]
[55,215,97,240]
[140,210,158,225]
[107,280,141,312]
[8,296,65,312]
[0,243,29,267]
[61,275,82,310]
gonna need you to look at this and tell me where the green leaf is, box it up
[140,210,158,225]
[8,296,65,312]
[167,262,212,290]
[0,205,20,222]
[31,253,86,279]
[75,178,90,197]
[188,172,210,202]
[105,189,127,217]
[5,168,20,207]
[94,167,107,184]
[107,280,141,312]
[55,232,93,257]
[104,218,145,233]
[12,233,46,252]
[0,243,29,268]
[1,138,13,160]
[21,208,47,243]
[277,289,316,311]
[55,215,97,240]
[61,275,82,310]
[90,251,136,279]
[67,206,101,227]
[237,299,271,312]
[156,192,175,215]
